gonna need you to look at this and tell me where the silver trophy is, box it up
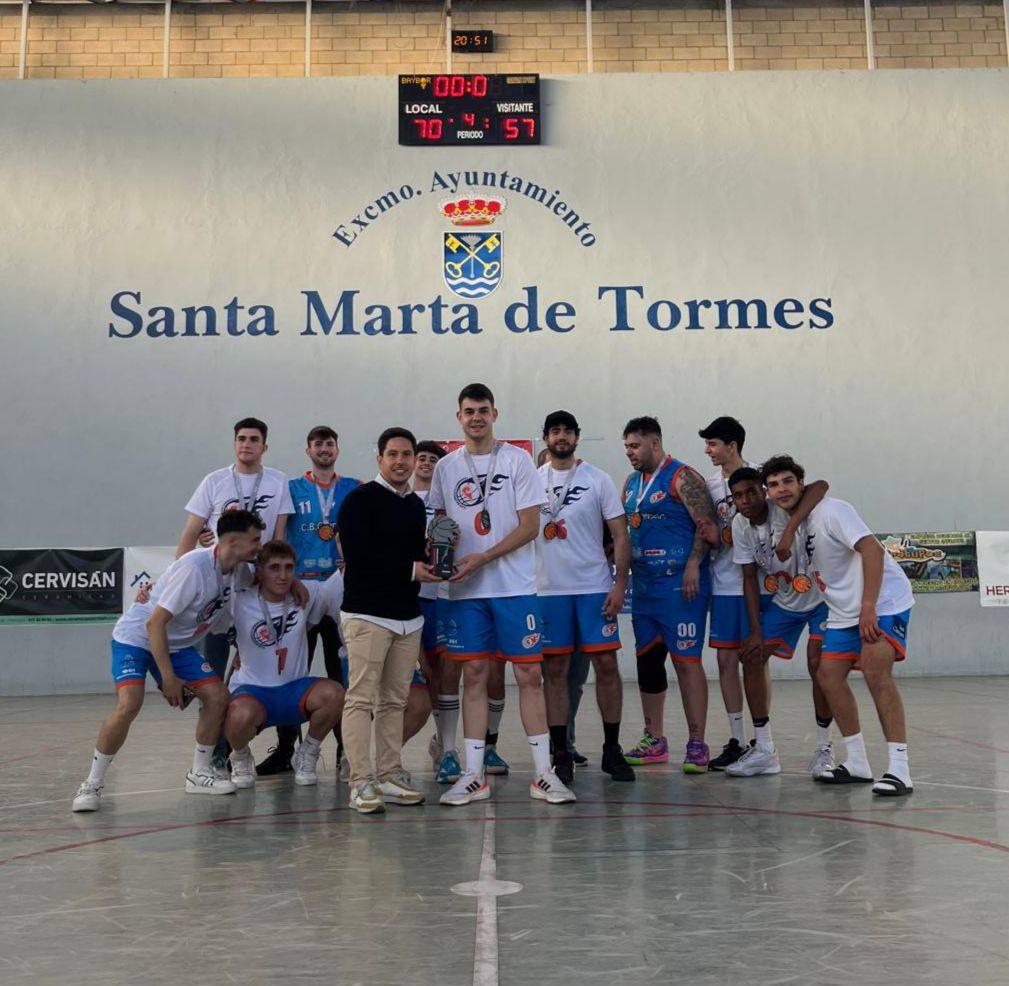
[429,515,460,580]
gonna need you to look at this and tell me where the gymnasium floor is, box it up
[1,677,1008,986]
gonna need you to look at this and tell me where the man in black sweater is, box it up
[337,427,441,814]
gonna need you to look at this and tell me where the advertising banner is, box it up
[878,532,979,594]
[976,532,1009,607]
[0,549,123,626]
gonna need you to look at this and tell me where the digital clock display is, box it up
[398,74,541,146]
[452,30,494,53]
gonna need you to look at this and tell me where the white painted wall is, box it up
[1,71,1006,694]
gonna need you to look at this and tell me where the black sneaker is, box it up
[601,744,636,782]
[256,746,294,776]
[708,738,746,771]
[553,751,575,785]
[570,746,588,767]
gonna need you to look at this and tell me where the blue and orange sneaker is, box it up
[436,749,462,784]
[484,745,510,776]
[682,740,710,774]
[624,732,669,766]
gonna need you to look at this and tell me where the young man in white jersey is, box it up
[71,510,265,811]
[537,411,635,784]
[176,417,295,768]
[699,416,765,770]
[225,540,345,788]
[428,383,574,806]
[727,467,833,777]
[764,456,915,796]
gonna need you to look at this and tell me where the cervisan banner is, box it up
[0,549,123,626]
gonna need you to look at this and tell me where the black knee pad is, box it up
[636,644,668,694]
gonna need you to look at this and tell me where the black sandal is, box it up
[817,764,874,785]
[872,773,913,797]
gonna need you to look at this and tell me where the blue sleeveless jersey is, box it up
[623,457,710,597]
[287,473,360,580]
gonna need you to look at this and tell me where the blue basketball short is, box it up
[762,601,828,658]
[440,594,542,663]
[709,594,773,649]
[631,588,710,663]
[822,609,911,666]
[229,676,323,728]
[110,639,219,690]
[420,597,440,657]
[541,592,620,655]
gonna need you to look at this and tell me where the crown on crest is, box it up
[441,197,506,227]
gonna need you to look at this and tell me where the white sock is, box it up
[303,735,323,759]
[193,743,214,774]
[842,732,871,778]
[816,721,832,746]
[87,750,114,785]
[487,698,506,740]
[438,694,460,753]
[463,738,485,778]
[886,741,911,784]
[528,733,551,775]
[728,711,744,745]
[754,720,773,750]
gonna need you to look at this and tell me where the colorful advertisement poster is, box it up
[878,531,978,594]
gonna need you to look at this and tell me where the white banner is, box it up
[976,532,1009,608]
[122,546,176,611]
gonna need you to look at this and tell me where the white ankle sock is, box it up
[528,733,551,775]
[87,750,114,785]
[438,694,460,753]
[193,743,214,773]
[886,742,911,784]
[303,735,322,759]
[463,738,485,778]
[754,721,773,750]
[816,722,832,746]
[728,711,745,744]
[842,732,871,778]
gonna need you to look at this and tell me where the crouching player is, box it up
[727,468,832,777]
[72,510,265,812]
[226,541,345,788]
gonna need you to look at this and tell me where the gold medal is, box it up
[721,527,733,546]
[544,521,558,541]
[475,509,492,535]
[317,523,335,542]
[792,574,813,594]
[630,512,642,529]
[763,575,779,593]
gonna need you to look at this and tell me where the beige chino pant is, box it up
[340,617,421,788]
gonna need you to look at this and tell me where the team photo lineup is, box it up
[72,380,916,817]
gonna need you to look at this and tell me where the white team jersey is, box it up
[707,463,755,596]
[732,502,821,613]
[536,460,623,596]
[413,488,438,601]
[113,548,251,651]
[229,574,342,689]
[806,498,914,629]
[185,465,294,545]
[428,442,546,600]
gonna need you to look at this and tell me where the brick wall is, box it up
[2,0,1004,80]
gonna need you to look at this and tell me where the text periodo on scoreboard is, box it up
[398,74,540,146]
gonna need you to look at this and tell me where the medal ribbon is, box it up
[231,465,264,514]
[312,474,337,523]
[546,460,580,521]
[629,455,672,515]
[461,441,502,514]
[257,590,294,651]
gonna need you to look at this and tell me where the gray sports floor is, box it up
[1,677,1008,986]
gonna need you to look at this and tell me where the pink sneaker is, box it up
[624,732,669,766]
[682,740,710,774]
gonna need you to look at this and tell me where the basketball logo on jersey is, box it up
[453,474,507,508]
[251,610,300,648]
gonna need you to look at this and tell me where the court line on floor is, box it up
[3,798,1009,867]
[473,809,499,986]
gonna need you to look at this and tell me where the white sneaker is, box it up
[230,748,256,789]
[726,744,781,776]
[349,781,385,814]
[808,742,835,779]
[293,745,320,786]
[185,768,237,795]
[440,772,490,806]
[378,770,425,806]
[530,769,576,804]
[72,780,102,812]
[428,733,442,773]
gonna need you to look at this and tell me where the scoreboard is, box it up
[398,74,541,147]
